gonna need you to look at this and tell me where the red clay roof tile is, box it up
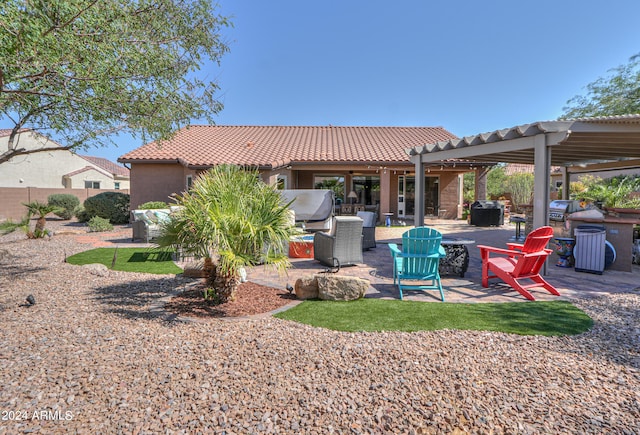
[119,125,457,168]
[81,156,130,177]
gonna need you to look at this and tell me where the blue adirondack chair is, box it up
[388,227,446,301]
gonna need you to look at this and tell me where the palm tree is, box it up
[156,165,295,303]
[22,201,63,238]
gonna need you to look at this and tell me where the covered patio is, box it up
[408,114,640,231]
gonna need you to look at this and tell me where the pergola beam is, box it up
[406,116,640,273]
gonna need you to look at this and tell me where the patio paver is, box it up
[248,220,640,303]
[71,219,640,303]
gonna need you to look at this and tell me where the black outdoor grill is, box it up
[470,200,504,226]
[548,200,581,222]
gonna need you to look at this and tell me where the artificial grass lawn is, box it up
[274,299,593,336]
[66,247,183,275]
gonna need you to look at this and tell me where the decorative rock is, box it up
[316,275,368,301]
[294,276,319,299]
[54,229,87,235]
[82,263,109,276]
[2,220,640,434]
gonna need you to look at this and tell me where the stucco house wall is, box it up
[438,172,462,219]
[128,163,191,209]
[1,132,82,188]
[0,130,129,190]
[64,167,117,189]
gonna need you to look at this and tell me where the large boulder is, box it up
[294,276,319,300]
[82,263,109,277]
[316,275,368,301]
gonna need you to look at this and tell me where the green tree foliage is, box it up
[314,177,345,203]
[504,172,534,212]
[462,172,475,203]
[156,165,295,303]
[486,166,507,200]
[573,174,640,209]
[0,0,230,164]
[561,54,640,118]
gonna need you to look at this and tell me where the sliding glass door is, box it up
[398,175,439,218]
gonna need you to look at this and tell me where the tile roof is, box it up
[81,155,130,177]
[64,165,112,178]
[0,128,29,138]
[503,163,562,176]
[118,125,457,168]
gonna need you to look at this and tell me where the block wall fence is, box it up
[0,187,129,221]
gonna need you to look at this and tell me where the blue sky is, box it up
[10,1,640,162]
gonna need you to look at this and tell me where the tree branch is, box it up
[0,145,74,165]
[42,0,100,37]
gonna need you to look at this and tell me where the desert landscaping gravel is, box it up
[1,224,639,434]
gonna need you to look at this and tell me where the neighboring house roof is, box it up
[503,163,562,176]
[81,155,130,177]
[118,125,458,168]
[64,165,113,179]
[0,128,33,140]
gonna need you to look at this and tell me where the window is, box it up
[314,175,345,203]
[114,182,120,190]
[352,175,380,206]
[84,181,100,189]
[186,175,193,190]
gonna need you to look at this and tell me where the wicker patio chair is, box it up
[356,211,377,250]
[313,216,364,267]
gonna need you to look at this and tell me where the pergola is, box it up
[407,114,640,228]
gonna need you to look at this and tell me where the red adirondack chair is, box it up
[478,226,560,301]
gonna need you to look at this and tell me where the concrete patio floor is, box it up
[248,219,640,303]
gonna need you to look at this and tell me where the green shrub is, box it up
[83,192,130,224]
[48,194,80,220]
[74,206,91,223]
[138,201,169,209]
[87,216,114,232]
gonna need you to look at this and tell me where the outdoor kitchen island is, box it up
[568,215,640,273]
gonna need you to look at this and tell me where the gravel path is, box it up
[1,225,639,434]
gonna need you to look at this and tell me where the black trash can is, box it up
[470,200,504,227]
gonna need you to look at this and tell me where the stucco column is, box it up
[457,174,464,219]
[380,170,391,215]
[533,134,552,275]
[414,157,425,226]
[560,167,570,200]
[532,134,550,230]
[262,171,278,186]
